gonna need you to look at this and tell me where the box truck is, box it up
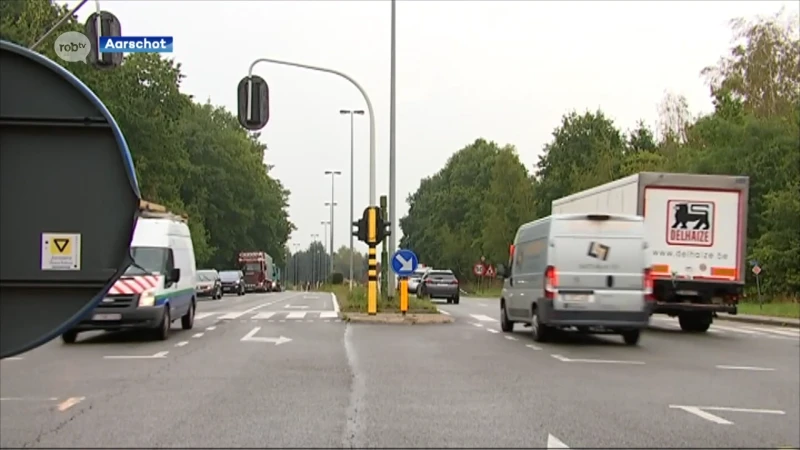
[551,172,750,332]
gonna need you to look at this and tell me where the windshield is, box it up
[219,271,240,281]
[124,247,169,275]
[197,271,216,282]
[243,263,262,272]
[428,271,455,279]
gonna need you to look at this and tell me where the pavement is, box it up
[2,292,798,448]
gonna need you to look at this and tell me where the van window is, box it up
[125,247,172,275]
[517,238,547,274]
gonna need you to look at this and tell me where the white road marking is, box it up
[331,293,340,313]
[526,344,542,350]
[486,328,499,334]
[471,323,484,328]
[547,433,570,449]
[219,302,275,320]
[504,335,517,341]
[206,326,216,331]
[252,312,276,320]
[240,327,292,345]
[192,333,204,338]
[710,324,767,336]
[716,365,775,371]
[57,397,85,412]
[470,314,498,322]
[286,311,307,319]
[551,354,645,365]
[320,311,339,319]
[193,312,214,320]
[4,357,23,361]
[478,303,489,307]
[0,397,59,401]
[175,341,189,347]
[437,309,451,316]
[285,305,309,309]
[669,405,785,425]
[104,351,168,360]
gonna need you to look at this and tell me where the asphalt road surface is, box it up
[1,291,798,448]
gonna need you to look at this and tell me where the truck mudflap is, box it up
[653,301,737,315]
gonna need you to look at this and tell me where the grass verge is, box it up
[324,284,439,314]
[738,301,799,319]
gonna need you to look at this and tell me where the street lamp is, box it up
[292,243,300,287]
[324,170,342,277]
[388,0,398,299]
[321,220,331,282]
[311,233,319,286]
[340,109,365,291]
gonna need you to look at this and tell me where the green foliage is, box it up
[330,272,345,285]
[1,0,294,269]
[400,12,800,296]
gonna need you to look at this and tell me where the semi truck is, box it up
[238,251,274,292]
[551,172,750,333]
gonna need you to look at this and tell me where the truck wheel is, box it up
[61,330,78,344]
[679,312,712,333]
[530,307,550,343]
[500,301,514,333]
[621,329,641,345]
[181,301,195,330]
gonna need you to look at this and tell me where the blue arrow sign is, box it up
[391,249,419,276]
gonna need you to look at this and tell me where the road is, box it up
[1,292,798,448]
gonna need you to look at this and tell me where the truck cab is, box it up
[238,251,274,293]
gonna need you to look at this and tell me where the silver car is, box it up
[417,269,460,304]
[407,268,430,293]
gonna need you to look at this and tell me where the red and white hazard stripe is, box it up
[108,275,161,295]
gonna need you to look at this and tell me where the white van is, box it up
[497,213,653,345]
[62,202,198,343]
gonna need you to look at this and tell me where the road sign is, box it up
[473,263,486,277]
[391,249,419,276]
[752,265,762,276]
[485,265,496,278]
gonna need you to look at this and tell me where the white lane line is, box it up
[218,302,274,320]
[741,326,800,337]
[437,309,451,316]
[547,433,570,449]
[551,354,645,365]
[192,333,204,338]
[104,351,168,360]
[470,314,498,322]
[710,324,767,336]
[320,311,339,319]
[486,328,499,334]
[331,292,340,313]
[286,311,307,319]
[471,322,484,328]
[175,341,189,347]
[0,397,59,401]
[206,326,216,331]
[526,344,542,350]
[504,335,517,341]
[670,405,785,425]
[193,312,214,320]
[57,397,85,412]
[252,312,276,320]
[670,405,733,425]
[716,365,775,371]
[4,357,24,361]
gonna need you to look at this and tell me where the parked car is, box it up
[417,269,460,304]
[196,269,222,300]
[497,213,652,346]
[219,270,246,296]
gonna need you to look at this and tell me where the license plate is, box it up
[563,294,590,302]
[93,313,121,321]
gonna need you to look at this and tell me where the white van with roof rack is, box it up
[496,213,653,345]
[61,201,198,343]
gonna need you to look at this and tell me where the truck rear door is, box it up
[552,215,648,312]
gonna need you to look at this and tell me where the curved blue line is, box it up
[0,40,141,196]
[1,40,141,359]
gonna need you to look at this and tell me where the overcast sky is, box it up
[62,0,798,254]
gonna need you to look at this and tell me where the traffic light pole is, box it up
[380,195,389,298]
[366,207,378,315]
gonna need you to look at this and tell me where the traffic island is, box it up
[342,313,454,325]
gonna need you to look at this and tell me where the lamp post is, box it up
[321,220,330,282]
[339,109,365,291]
[310,233,319,287]
[292,243,300,287]
[387,0,398,299]
[324,170,341,279]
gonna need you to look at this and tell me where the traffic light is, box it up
[352,216,367,243]
[84,11,123,69]
[376,214,391,244]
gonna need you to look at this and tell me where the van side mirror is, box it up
[496,264,507,278]
[167,268,181,284]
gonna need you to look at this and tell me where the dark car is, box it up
[417,269,460,304]
[196,269,222,300]
[220,270,246,296]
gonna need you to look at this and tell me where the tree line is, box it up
[0,0,295,269]
[399,12,799,298]
[285,243,368,285]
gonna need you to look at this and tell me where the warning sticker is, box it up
[666,200,715,247]
[41,232,81,271]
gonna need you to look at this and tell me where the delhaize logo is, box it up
[667,200,715,247]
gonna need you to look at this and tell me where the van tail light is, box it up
[644,268,656,302]
[544,265,558,299]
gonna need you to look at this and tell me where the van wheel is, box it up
[181,301,195,330]
[154,308,170,341]
[622,329,641,346]
[530,307,550,343]
[61,330,78,344]
[679,312,712,333]
[500,302,514,333]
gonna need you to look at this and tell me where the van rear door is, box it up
[551,215,647,312]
